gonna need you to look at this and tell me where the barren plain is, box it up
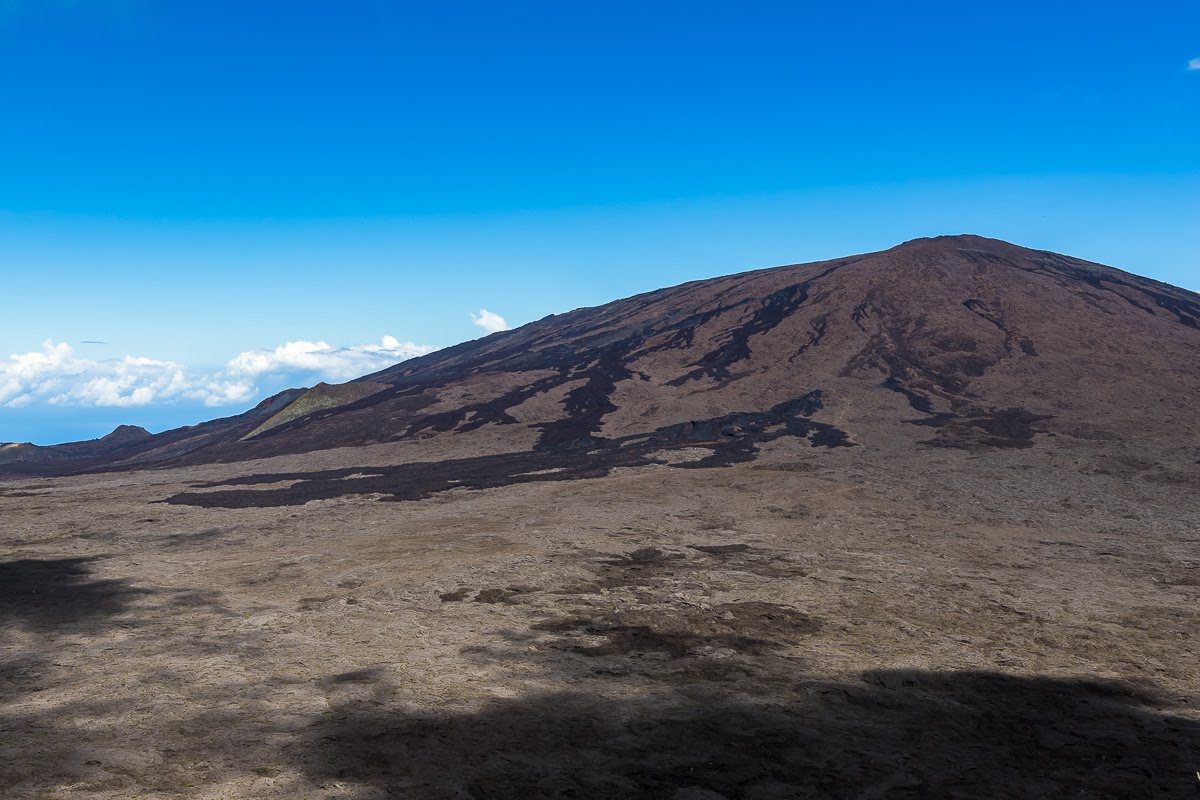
[2,427,1198,798]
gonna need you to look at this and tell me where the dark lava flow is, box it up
[164,391,851,508]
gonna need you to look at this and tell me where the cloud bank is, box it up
[1,336,436,410]
[227,336,435,382]
[470,309,510,334]
[1188,57,1200,71]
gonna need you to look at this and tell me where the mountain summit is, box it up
[4,235,1199,477]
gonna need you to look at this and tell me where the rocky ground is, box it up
[2,426,1197,799]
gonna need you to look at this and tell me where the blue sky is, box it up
[2,1,1198,444]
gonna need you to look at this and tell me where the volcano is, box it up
[5,234,1198,482]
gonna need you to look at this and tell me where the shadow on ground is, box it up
[0,557,147,632]
[293,669,1199,800]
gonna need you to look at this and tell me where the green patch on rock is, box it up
[242,382,387,440]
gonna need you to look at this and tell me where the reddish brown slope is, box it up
[242,233,1200,456]
[5,234,1199,476]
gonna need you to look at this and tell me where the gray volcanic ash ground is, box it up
[1,236,1198,798]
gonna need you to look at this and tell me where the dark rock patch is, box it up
[667,263,845,386]
[917,407,1053,450]
[164,392,852,509]
[532,601,821,659]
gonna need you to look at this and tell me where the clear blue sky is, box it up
[2,1,1198,444]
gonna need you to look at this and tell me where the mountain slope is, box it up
[4,234,1199,477]
[0,388,307,476]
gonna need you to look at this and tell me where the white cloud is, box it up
[470,309,510,334]
[227,336,436,382]
[1,336,436,410]
[1189,57,1200,71]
